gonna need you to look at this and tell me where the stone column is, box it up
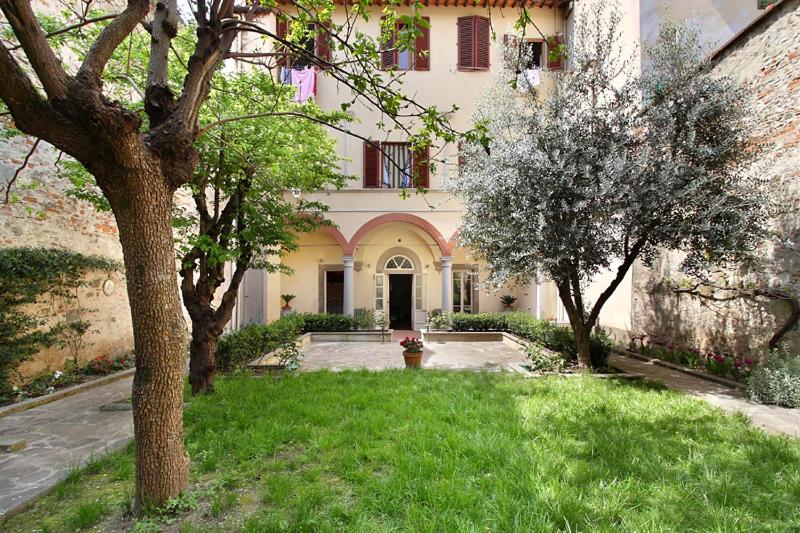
[343,255,355,316]
[440,256,453,314]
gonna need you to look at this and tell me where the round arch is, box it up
[344,213,453,256]
[375,247,423,274]
[317,225,349,251]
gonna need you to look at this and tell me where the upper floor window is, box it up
[363,141,430,189]
[381,17,431,71]
[275,17,332,69]
[546,34,564,71]
[457,16,490,71]
[521,40,543,69]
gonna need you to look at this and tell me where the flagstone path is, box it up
[0,376,133,521]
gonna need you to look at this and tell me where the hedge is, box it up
[449,312,611,369]
[217,313,362,371]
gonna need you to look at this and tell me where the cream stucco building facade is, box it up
[230,0,640,335]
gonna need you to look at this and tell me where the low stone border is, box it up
[0,367,135,419]
[613,348,746,390]
[423,330,530,351]
[508,362,645,380]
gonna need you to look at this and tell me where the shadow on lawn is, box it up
[181,371,800,531]
[510,377,800,529]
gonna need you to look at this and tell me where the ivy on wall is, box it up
[0,247,120,396]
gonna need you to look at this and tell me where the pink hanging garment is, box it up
[291,67,317,103]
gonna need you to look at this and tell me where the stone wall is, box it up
[0,132,135,379]
[632,0,800,355]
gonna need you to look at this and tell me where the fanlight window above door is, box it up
[385,256,414,270]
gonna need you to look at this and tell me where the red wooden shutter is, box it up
[415,17,430,71]
[315,21,332,69]
[380,17,396,70]
[475,16,490,70]
[413,146,430,188]
[547,34,564,70]
[364,141,381,188]
[457,16,474,70]
[276,16,289,67]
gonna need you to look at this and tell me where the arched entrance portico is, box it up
[340,214,454,326]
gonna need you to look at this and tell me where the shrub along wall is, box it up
[449,312,611,369]
[217,313,361,371]
[0,247,127,396]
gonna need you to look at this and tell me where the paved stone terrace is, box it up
[300,340,526,372]
[0,376,133,521]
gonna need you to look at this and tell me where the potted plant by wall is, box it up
[399,337,424,368]
[500,294,517,311]
[281,294,296,317]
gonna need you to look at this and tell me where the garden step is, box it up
[0,439,27,453]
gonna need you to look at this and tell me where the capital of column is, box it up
[342,255,356,266]
[440,256,454,267]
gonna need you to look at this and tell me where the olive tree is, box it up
[455,6,770,369]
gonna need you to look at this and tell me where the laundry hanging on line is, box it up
[281,66,317,103]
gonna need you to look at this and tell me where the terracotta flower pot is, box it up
[403,351,422,368]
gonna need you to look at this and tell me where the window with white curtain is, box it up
[453,271,474,313]
[381,143,413,189]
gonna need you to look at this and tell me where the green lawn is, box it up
[7,371,800,532]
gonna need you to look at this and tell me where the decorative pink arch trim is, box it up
[344,213,453,256]
[448,228,461,251]
[318,225,349,251]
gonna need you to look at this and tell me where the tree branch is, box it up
[8,14,118,51]
[0,43,92,161]
[4,137,40,204]
[144,0,178,125]
[0,0,70,98]
[672,284,800,350]
[77,0,148,82]
[586,237,647,327]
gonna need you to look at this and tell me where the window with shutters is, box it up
[363,141,430,189]
[457,16,490,71]
[275,19,332,69]
[546,34,564,71]
[381,17,430,71]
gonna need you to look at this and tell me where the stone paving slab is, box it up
[609,354,800,438]
[300,340,526,372]
[0,375,133,521]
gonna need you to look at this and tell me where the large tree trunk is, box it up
[110,167,190,511]
[188,318,218,395]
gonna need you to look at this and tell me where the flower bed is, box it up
[630,342,754,382]
[1,353,134,407]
